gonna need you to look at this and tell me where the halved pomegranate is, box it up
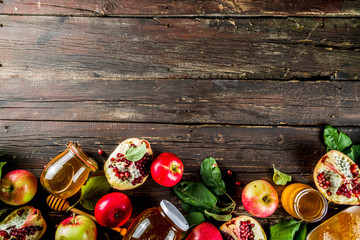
[220,216,266,240]
[0,206,47,240]
[313,150,360,205]
[104,138,153,190]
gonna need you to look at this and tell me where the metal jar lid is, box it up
[160,200,189,232]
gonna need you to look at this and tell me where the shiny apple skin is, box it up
[242,180,278,218]
[186,222,222,240]
[151,152,184,187]
[94,192,132,228]
[55,215,97,240]
[0,170,38,206]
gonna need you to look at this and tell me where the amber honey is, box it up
[281,183,328,222]
[40,142,98,199]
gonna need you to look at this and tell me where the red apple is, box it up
[242,180,278,218]
[55,214,97,240]
[151,152,184,187]
[94,192,132,228]
[186,222,222,240]
[0,170,38,206]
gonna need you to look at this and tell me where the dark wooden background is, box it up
[0,0,360,239]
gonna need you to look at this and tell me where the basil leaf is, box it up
[174,181,217,210]
[204,210,232,221]
[344,145,360,162]
[273,165,291,186]
[295,224,307,240]
[324,125,352,152]
[0,162,6,180]
[124,142,146,162]
[200,157,226,196]
[185,212,205,228]
[270,220,301,240]
[80,176,112,211]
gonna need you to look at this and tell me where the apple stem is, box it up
[1,187,13,192]
[71,213,76,224]
[170,163,179,173]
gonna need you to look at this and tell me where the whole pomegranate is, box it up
[220,216,266,240]
[0,206,47,240]
[314,150,360,205]
[104,138,153,190]
[186,222,222,240]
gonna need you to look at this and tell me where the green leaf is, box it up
[295,224,307,240]
[273,165,292,186]
[124,142,146,162]
[0,162,7,180]
[204,210,232,221]
[79,176,112,211]
[344,145,360,162]
[200,157,226,196]
[270,220,301,240]
[324,125,352,152]
[185,212,205,228]
[174,181,217,210]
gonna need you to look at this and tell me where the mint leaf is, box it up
[185,212,205,228]
[344,145,360,163]
[124,142,146,162]
[79,176,112,211]
[270,220,301,240]
[200,157,226,195]
[204,210,232,221]
[295,224,307,240]
[324,125,352,152]
[0,162,7,180]
[273,165,291,185]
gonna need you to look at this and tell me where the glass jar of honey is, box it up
[281,183,328,222]
[123,200,189,240]
[40,142,98,199]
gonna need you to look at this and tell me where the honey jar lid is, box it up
[67,142,98,172]
[160,200,189,232]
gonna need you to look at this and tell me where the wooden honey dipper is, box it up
[46,195,127,236]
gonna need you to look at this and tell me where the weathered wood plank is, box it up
[1,120,360,173]
[1,79,360,125]
[0,16,359,80]
[0,0,359,16]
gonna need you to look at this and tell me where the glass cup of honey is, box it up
[281,183,328,222]
[40,142,98,199]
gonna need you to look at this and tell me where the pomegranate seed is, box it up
[98,149,103,155]
[235,181,241,186]
[327,190,332,196]
[227,170,233,176]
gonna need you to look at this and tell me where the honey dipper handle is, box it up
[70,208,126,236]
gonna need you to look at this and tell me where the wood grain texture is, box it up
[1,120,360,173]
[0,0,359,16]
[1,79,360,125]
[0,16,359,80]
[0,79,360,126]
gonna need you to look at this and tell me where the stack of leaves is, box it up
[324,125,360,162]
[270,220,307,240]
[173,157,236,225]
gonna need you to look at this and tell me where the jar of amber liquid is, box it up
[40,142,98,199]
[123,200,189,240]
[281,183,328,222]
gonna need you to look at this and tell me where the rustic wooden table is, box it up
[1,0,360,239]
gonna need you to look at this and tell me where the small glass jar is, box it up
[123,200,189,240]
[40,142,98,199]
[281,183,328,222]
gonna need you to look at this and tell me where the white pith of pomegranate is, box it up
[0,206,47,240]
[313,150,360,205]
[220,216,266,240]
[104,138,153,190]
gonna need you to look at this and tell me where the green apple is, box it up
[0,169,38,205]
[55,215,97,240]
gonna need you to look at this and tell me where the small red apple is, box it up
[242,180,278,218]
[94,192,132,228]
[186,222,222,240]
[55,214,97,240]
[0,170,38,206]
[151,152,184,187]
